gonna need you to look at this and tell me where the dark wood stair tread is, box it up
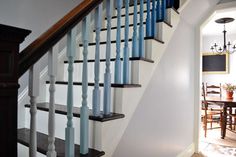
[18,128,105,157]
[144,36,165,44]
[156,19,173,28]
[64,57,154,63]
[25,103,125,122]
[46,81,142,88]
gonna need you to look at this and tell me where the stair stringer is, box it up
[96,9,180,157]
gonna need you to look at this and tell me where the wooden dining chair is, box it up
[205,83,222,97]
[202,83,223,137]
[205,83,225,128]
[205,83,235,130]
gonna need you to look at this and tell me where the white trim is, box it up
[176,143,195,157]
[178,0,191,13]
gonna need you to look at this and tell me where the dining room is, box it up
[199,5,236,157]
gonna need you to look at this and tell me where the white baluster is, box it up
[47,47,58,157]
[28,64,40,157]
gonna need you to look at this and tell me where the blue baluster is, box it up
[104,0,112,115]
[132,0,139,57]
[162,0,167,21]
[146,0,151,37]
[80,15,90,155]
[158,0,167,21]
[151,0,156,37]
[65,27,76,157]
[115,0,122,84]
[167,0,174,8]
[156,0,161,21]
[123,0,130,84]
[93,5,102,117]
[139,0,144,57]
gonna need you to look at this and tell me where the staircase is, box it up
[0,0,180,157]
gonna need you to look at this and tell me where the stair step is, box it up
[99,20,172,31]
[18,128,105,157]
[46,81,142,88]
[64,57,154,64]
[144,36,165,44]
[157,19,173,28]
[171,7,179,14]
[79,37,164,47]
[106,10,149,20]
[25,103,125,122]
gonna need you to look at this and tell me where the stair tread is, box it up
[25,103,125,122]
[64,57,154,63]
[156,19,172,28]
[46,81,142,88]
[18,128,105,157]
[144,36,165,44]
[79,37,164,46]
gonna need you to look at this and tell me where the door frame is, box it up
[194,1,236,153]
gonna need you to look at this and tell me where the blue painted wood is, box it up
[151,0,156,37]
[80,15,90,155]
[167,0,174,8]
[65,27,76,157]
[92,5,102,117]
[123,0,130,84]
[156,0,161,21]
[157,0,167,21]
[139,0,145,57]
[103,0,112,115]
[146,0,151,37]
[162,0,167,21]
[114,0,122,84]
[132,0,138,57]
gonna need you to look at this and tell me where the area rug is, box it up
[200,142,236,157]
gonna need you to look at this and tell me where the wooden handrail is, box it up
[18,0,103,77]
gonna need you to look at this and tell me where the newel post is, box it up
[0,24,31,157]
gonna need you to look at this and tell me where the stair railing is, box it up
[0,0,178,156]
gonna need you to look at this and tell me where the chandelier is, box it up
[210,17,236,54]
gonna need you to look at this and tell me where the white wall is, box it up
[202,34,236,90]
[113,20,195,157]
[113,0,219,156]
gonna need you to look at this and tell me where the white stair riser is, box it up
[77,40,148,60]
[18,144,46,157]
[104,11,149,28]
[62,61,136,84]
[119,2,153,15]
[93,25,147,43]
[45,84,115,110]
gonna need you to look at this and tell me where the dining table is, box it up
[204,96,236,139]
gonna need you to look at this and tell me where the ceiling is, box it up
[202,9,236,36]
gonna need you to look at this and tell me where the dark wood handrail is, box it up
[18,0,103,77]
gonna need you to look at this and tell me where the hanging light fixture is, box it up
[210,17,236,54]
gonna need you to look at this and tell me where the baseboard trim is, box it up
[176,143,195,157]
